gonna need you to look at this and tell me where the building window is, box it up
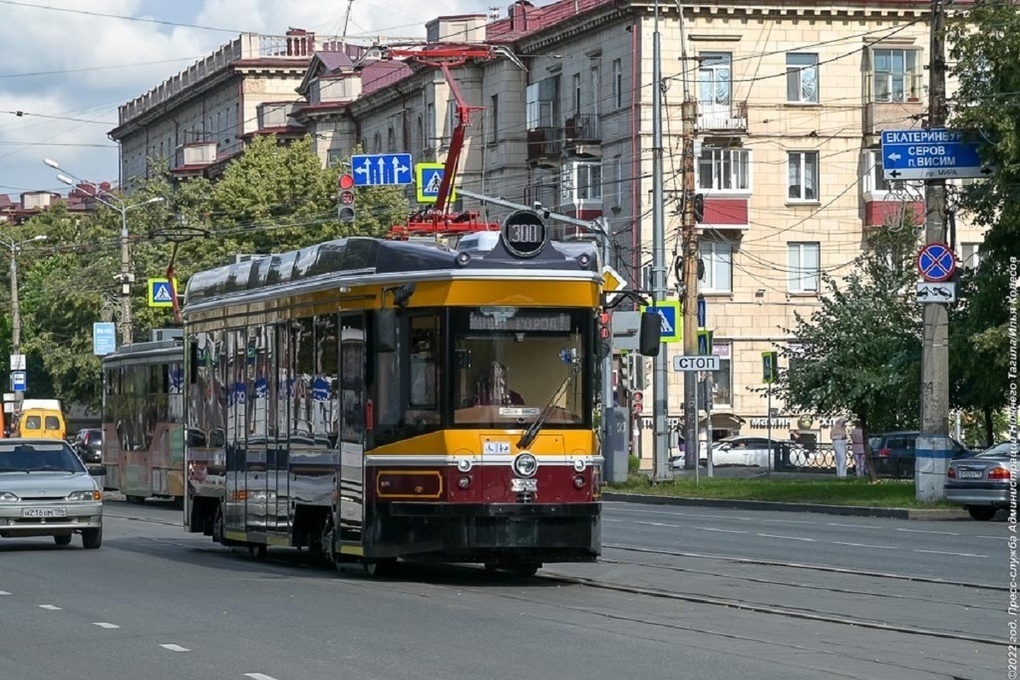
[426,103,435,147]
[786,53,818,103]
[961,243,981,269]
[590,65,600,116]
[386,127,396,153]
[698,146,750,192]
[711,343,732,408]
[526,76,559,129]
[576,162,602,200]
[612,59,623,109]
[572,73,582,113]
[872,48,921,103]
[610,155,623,208]
[787,151,819,201]
[698,52,731,107]
[490,94,499,142]
[699,239,732,293]
[326,149,344,167]
[372,132,382,154]
[788,242,820,293]
[863,149,891,194]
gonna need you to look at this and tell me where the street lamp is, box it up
[44,158,165,346]
[0,232,47,410]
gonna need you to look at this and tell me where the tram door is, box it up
[337,312,366,550]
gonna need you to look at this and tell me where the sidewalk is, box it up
[608,466,970,520]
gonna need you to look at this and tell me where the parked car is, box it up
[670,436,805,469]
[72,428,103,463]
[868,431,973,478]
[945,442,1013,520]
[0,438,104,548]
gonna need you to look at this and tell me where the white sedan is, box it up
[704,436,805,468]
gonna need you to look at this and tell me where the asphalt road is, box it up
[0,499,1008,680]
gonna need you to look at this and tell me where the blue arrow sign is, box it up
[881,129,988,181]
[917,242,956,283]
[350,153,414,186]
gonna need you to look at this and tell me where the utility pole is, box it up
[9,245,21,408]
[119,210,133,346]
[650,0,672,482]
[680,90,699,469]
[917,0,951,501]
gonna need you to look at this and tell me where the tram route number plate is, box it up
[511,478,538,493]
[22,507,67,518]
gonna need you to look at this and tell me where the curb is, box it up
[602,492,969,520]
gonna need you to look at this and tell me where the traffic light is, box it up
[338,173,356,223]
[617,355,631,407]
[693,193,705,223]
[598,310,612,359]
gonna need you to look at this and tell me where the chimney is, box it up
[286,28,315,56]
[508,1,533,31]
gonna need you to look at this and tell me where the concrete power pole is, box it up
[650,1,672,482]
[917,0,951,501]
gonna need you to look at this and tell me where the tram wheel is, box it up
[364,558,397,577]
[510,562,541,577]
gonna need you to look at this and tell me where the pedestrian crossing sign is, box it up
[415,163,455,204]
[638,300,682,344]
[148,278,178,308]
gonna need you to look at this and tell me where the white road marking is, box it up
[913,549,987,558]
[244,674,281,680]
[0,591,10,596]
[38,605,61,610]
[160,644,190,652]
[757,518,814,525]
[93,622,120,629]
[756,533,816,542]
[831,541,897,549]
[827,522,883,530]
[691,526,747,534]
[896,527,959,536]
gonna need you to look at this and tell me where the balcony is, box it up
[527,127,563,167]
[698,101,748,133]
[563,114,601,157]
[864,198,924,229]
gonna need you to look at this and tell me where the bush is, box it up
[627,455,640,474]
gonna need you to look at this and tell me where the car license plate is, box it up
[960,470,983,479]
[22,507,67,518]
[511,478,538,493]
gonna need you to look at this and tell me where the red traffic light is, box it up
[338,173,355,190]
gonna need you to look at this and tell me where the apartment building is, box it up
[110,0,984,460]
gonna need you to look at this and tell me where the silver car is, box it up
[0,439,104,548]
[945,442,1014,521]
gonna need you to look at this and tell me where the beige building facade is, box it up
[110,0,984,463]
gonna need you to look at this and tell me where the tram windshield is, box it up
[451,307,591,428]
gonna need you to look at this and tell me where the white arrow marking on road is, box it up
[160,644,191,652]
[39,604,62,610]
[0,591,10,596]
[887,152,902,161]
[93,622,120,629]
[244,674,281,680]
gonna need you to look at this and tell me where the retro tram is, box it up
[181,218,658,575]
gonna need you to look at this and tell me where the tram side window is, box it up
[293,318,316,444]
[339,314,365,444]
[314,315,339,448]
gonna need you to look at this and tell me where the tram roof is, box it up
[183,235,600,307]
[100,339,183,367]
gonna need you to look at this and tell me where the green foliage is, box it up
[4,135,411,408]
[627,455,640,475]
[774,222,923,434]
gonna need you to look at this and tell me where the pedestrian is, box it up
[850,420,866,478]
[831,417,848,478]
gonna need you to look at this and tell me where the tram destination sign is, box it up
[881,129,989,181]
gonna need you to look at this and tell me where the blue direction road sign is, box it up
[350,153,413,186]
[917,242,956,283]
[93,322,116,356]
[11,371,26,392]
[881,129,988,181]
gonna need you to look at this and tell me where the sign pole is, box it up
[917,0,952,502]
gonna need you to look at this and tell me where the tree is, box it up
[774,223,923,480]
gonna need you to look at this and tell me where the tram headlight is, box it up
[573,474,586,489]
[458,475,472,489]
[512,452,538,478]
[457,459,473,473]
[572,459,586,472]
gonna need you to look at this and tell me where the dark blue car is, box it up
[868,431,973,478]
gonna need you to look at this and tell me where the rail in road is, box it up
[96,498,1003,679]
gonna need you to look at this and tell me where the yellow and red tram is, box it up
[182,224,632,575]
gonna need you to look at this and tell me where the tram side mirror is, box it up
[188,340,199,385]
[639,312,662,357]
[376,309,398,353]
